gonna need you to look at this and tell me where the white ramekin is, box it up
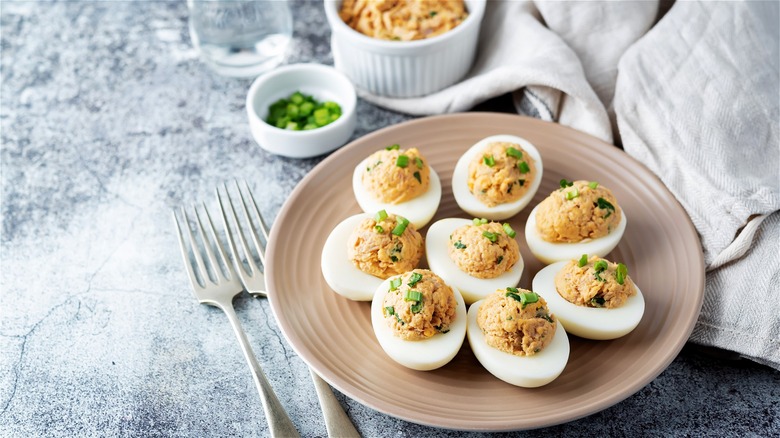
[324,0,486,98]
[246,63,357,159]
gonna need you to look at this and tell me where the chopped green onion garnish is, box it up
[395,314,405,325]
[414,157,423,169]
[374,225,384,233]
[496,256,504,265]
[385,144,400,151]
[593,259,608,281]
[505,291,539,308]
[578,254,589,267]
[588,181,599,189]
[506,287,519,293]
[566,187,579,200]
[375,209,388,222]
[453,240,467,249]
[596,197,615,218]
[389,278,402,291]
[560,179,574,188]
[502,223,516,238]
[590,296,606,307]
[396,155,409,168]
[404,290,422,302]
[411,301,423,314]
[266,91,342,131]
[413,171,421,183]
[430,10,438,17]
[506,147,523,159]
[384,306,395,316]
[407,272,423,287]
[391,216,409,236]
[483,155,495,167]
[472,218,488,226]
[390,255,398,262]
[538,313,554,323]
[517,161,530,174]
[482,231,499,243]
[518,179,526,186]
[616,263,628,285]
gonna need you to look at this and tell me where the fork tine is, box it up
[181,206,214,286]
[221,183,262,275]
[172,209,203,292]
[240,180,270,243]
[234,180,266,265]
[192,204,227,284]
[198,201,237,282]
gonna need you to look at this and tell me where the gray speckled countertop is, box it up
[1,1,778,437]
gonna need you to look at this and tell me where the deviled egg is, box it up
[467,288,569,388]
[452,135,543,220]
[525,179,626,264]
[532,255,644,340]
[371,269,467,371]
[321,210,424,301]
[353,145,441,229]
[426,218,523,305]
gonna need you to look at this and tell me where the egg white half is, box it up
[370,277,467,371]
[524,204,627,264]
[452,134,544,221]
[352,158,441,229]
[467,300,570,388]
[426,218,524,305]
[320,213,382,301]
[532,261,645,340]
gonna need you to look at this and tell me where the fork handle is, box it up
[310,369,361,437]
[220,302,301,438]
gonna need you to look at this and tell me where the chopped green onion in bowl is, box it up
[266,91,342,131]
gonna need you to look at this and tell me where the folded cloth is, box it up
[615,1,779,369]
[360,1,780,369]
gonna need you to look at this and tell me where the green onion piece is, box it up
[384,306,395,316]
[404,290,423,302]
[578,254,589,267]
[502,223,516,238]
[506,147,523,159]
[566,187,579,200]
[506,287,519,293]
[518,179,526,186]
[390,255,398,262]
[616,263,628,285]
[389,278,402,291]
[590,296,606,307]
[594,260,608,272]
[396,155,409,168]
[596,197,615,218]
[391,217,409,236]
[374,225,384,233]
[430,10,438,17]
[385,144,400,151]
[519,292,539,307]
[483,155,495,167]
[411,301,423,314]
[482,231,499,243]
[588,181,599,189]
[413,171,421,183]
[560,179,574,188]
[517,161,531,174]
[407,272,423,287]
[505,292,522,302]
[472,218,488,226]
[374,209,388,222]
[414,157,423,169]
[496,255,504,265]
[453,240,466,249]
[394,314,405,325]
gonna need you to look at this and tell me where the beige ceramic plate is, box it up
[266,113,705,431]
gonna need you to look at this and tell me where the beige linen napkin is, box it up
[358,1,780,369]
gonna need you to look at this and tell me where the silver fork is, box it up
[217,181,361,438]
[172,204,300,438]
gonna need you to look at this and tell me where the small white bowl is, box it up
[324,0,485,98]
[246,63,357,158]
